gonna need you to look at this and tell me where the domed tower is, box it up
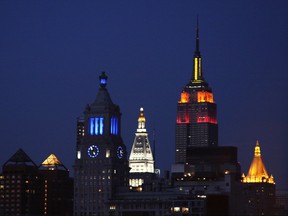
[175,20,218,163]
[74,72,129,216]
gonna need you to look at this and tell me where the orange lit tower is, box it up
[242,140,274,184]
[175,21,218,163]
[241,140,276,215]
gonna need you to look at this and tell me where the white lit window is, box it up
[173,207,180,212]
[106,149,110,158]
[77,151,81,159]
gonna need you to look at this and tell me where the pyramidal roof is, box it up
[90,72,114,108]
[129,107,154,173]
[39,153,68,171]
[242,140,275,184]
[4,148,37,167]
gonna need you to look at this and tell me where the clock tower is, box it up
[74,72,129,216]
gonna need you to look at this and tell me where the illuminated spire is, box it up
[129,107,154,174]
[192,16,203,83]
[99,71,108,88]
[254,140,261,157]
[137,107,146,132]
[242,140,275,184]
[195,16,200,57]
[91,72,113,107]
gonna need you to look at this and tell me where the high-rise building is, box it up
[175,21,218,163]
[241,140,276,215]
[0,149,42,215]
[171,21,244,216]
[0,149,74,216]
[38,153,73,216]
[128,107,155,189]
[73,72,130,216]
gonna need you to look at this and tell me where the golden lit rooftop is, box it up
[40,153,68,171]
[242,140,275,184]
[42,153,62,166]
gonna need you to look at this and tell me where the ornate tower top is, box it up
[89,71,115,109]
[99,71,108,88]
[242,140,275,184]
[254,140,261,157]
[137,107,146,132]
[129,107,154,173]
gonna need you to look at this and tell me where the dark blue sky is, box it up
[0,1,287,189]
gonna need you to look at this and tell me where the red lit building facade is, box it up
[175,23,218,164]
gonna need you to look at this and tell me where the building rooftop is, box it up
[39,153,68,171]
[3,148,37,167]
[242,140,274,184]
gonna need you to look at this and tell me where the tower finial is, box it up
[192,16,203,82]
[195,15,200,54]
[137,107,146,132]
[254,140,261,157]
[99,71,108,88]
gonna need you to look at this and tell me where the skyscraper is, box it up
[73,72,130,216]
[39,154,73,216]
[128,107,155,189]
[0,149,42,215]
[175,21,218,163]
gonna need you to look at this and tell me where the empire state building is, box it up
[175,23,218,163]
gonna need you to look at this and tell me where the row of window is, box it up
[89,117,119,136]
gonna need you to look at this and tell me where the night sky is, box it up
[0,1,287,189]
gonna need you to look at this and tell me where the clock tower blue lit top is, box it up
[74,72,130,215]
[86,71,120,136]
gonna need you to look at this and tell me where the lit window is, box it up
[110,205,116,210]
[77,151,81,159]
[182,207,189,213]
[110,117,118,135]
[173,207,180,212]
[106,150,110,158]
[89,116,104,135]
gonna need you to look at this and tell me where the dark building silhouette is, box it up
[0,149,42,215]
[175,20,217,164]
[0,149,73,216]
[74,72,130,215]
[39,153,73,216]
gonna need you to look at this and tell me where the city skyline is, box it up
[0,1,287,190]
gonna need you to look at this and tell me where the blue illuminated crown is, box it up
[99,71,108,88]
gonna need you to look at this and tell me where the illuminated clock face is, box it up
[117,146,124,159]
[87,145,99,158]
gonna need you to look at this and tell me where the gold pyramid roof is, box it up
[42,154,63,166]
[242,140,274,184]
[40,153,68,171]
